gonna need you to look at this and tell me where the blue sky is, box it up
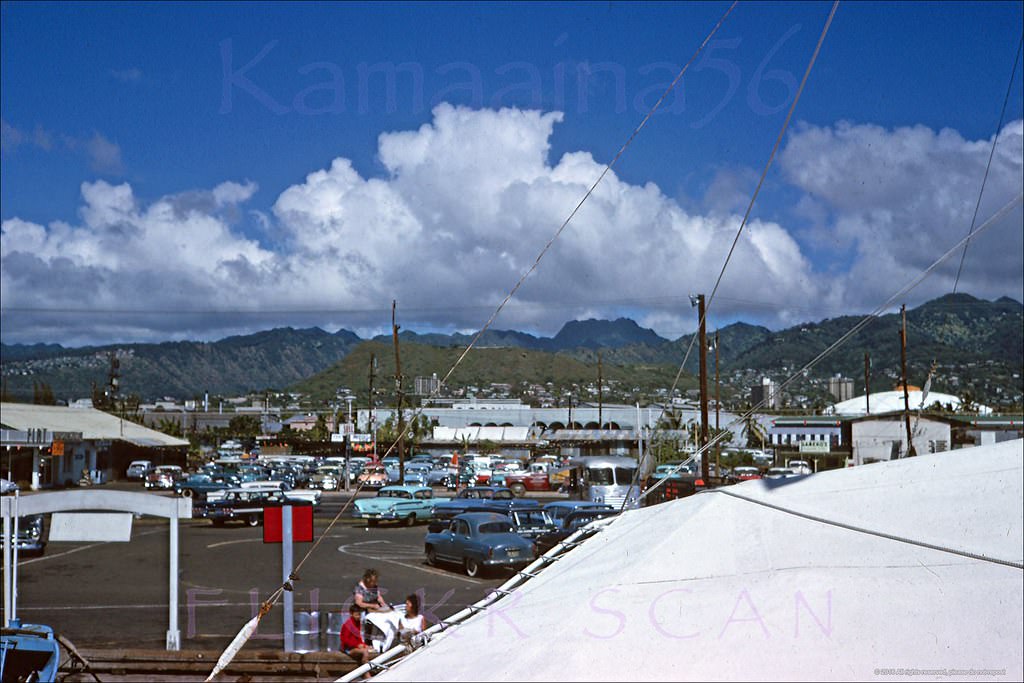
[2,1,1022,345]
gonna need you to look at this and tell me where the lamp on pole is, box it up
[690,293,710,484]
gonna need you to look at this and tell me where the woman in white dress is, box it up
[398,593,427,642]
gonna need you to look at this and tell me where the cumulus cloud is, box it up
[779,119,1024,307]
[2,105,1021,346]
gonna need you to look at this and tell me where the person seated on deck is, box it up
[398,593,427,644]
[340,604,373,665]
[353,568,390,613]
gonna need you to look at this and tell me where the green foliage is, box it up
[228,415,261,436]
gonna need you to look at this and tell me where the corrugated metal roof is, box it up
[0,402,189,448]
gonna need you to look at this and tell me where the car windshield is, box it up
[515,511,548,524]
[478,522,513,534]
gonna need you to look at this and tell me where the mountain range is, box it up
[1,293,1021,407]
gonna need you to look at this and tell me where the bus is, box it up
[563,456,642,510]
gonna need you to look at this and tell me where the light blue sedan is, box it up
[424,512,536,577]
[353,485,449,526]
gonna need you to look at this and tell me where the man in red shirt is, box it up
[340,604,372,665]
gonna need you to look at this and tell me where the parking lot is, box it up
[7,486,561,652]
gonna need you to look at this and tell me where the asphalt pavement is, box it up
[6,484,563,654]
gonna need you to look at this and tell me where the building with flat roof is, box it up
[1,402,187,489]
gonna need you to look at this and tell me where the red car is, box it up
[729,466,762,483]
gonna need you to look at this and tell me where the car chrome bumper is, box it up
[483,556,531,566]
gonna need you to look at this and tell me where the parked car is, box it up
[502,463,554,496]
[126,460,152,480]
[481,504,555,539]
[786,460,814,475]
[402,463,432,487]
[174,473,234,499]
[764,467,799,479]
[8,514,47,556]
[535,508,620,554]
[194,489,313,527]
[353,485,450,526]
[357,465,390,489]
[728,466,763,483]
[542,501,616,531]
[144,465,184,490]
[652,463,694,480]
[207,480,322,506]
[1,478,18,495]
[429,487,536,532]
[309,466,343,491]
[424,512,536,577]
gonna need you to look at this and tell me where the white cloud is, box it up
[2,106,1021,346]
[779,119,1024,306]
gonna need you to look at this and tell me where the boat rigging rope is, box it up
[953,32,1024,294]
[624,0,840,509]
[206,3,742,679]
[709,486,1024,570]
[640,190,1024,502]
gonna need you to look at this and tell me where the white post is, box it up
[167,515,181,650]
[282,505,295,652]
[3,507,11,627]
[636,403,643,463]
[11,492,19,623]
[31,450,41,490]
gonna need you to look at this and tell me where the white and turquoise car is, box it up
[353,485,451,526]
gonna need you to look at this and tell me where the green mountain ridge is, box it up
[1,294,1021,408]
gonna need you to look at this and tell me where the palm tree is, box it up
[741,414,767,450]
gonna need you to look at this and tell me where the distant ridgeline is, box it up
[1,294,1020,407]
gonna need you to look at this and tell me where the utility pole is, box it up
[691,294,710,483]
[597,352,603,429]
[714,330,720,432]
[864,352,871,415]
[368,353,377,460]
[392,301,406,482]
[714,330,720,478]
[900,305,915,457]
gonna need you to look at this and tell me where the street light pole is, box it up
[691,294,710,484]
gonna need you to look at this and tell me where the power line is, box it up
[953,32,1024,293]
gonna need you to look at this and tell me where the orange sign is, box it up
[51,440,65,456]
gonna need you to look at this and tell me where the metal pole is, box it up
[864,352,871,415]
[10,492,20,624]
[282,505,295,652]
[597,353,603,429]
[167,514,180,650]
[636,402,643,464]
[392,301,406,482]
[900,305,915,457]
[697,294,710,483]
[714,330,720,478]
[2,506,10,626]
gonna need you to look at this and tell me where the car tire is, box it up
[182,489,193,498]
[404,514,416,527]
[246,514,260,527]
[511,483,526,497]
[464,557,482,578]
[426,547,437,566]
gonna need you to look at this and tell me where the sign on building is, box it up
[799,440,830,454]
